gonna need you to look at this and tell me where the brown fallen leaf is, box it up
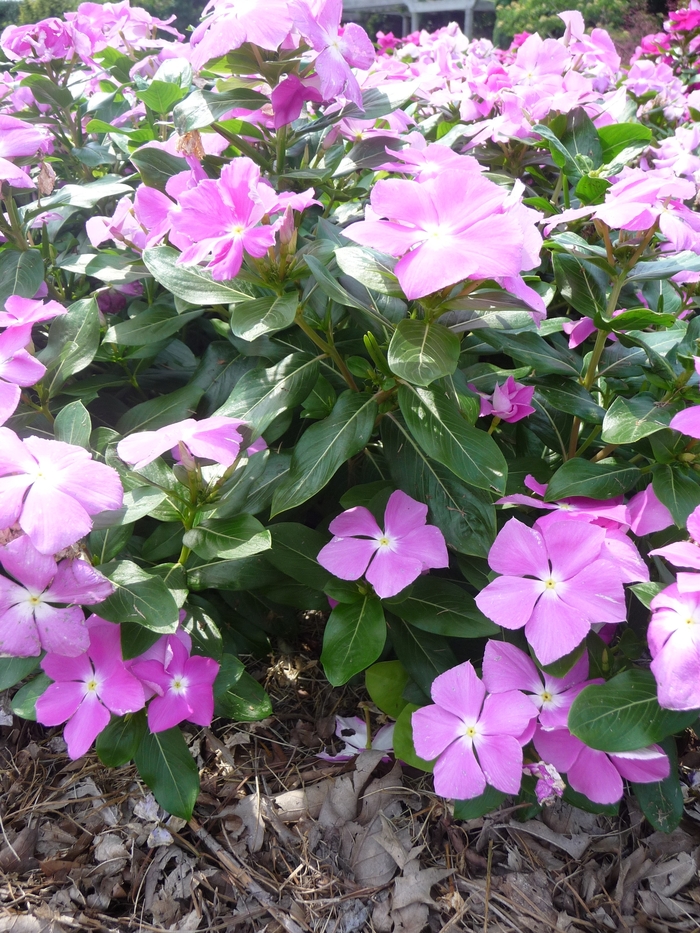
[0,826,38,873]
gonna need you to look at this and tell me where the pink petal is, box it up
[650,542,700,570]
[567,745,623,804]
[433,736,486,799]
[0,535,57,590]
[611,746,670,783]
[54,459,124,514]
[328,506,382,538]
[35,681,86,726]
[63,694,111,759]
[117,423,189,469]
[20,484,93,554]
[474,575,544,630]
[365,547,423,598]
[383,489,428,538]
[651,638,700,710]
[524,592,590,665]
[670,406,700,438]
[398,525,449,571]
[99,666,146,715]
[474,733,524,794]
[0,382,20,424]
[371,177,439,229]
[0,474,32,528]
[317,536,377,581]
[430,660,485,721]
[0,426,35,473]
[180,681,215,726]
[147,692,192,732]
[479,690,537,737]
[542,520,606,580]
[41,652,92,683]
[482,640,542,695]
[558,561,627,622]
[411,704,464,760]
[45,558,114,605]
[35,604,89,657]
[627,486,674,535]
[130,659,171,696]
[342,219,425,257]
[488,518,549,578]
[0,600,41,656]
[533,726,584,772]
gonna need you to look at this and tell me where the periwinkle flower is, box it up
[477,376,535,423]
[317,490,449,599]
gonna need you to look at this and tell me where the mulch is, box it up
[2,641,700,933]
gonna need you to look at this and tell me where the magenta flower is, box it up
[317,490,449,599]
[522,761,565,806]
[292,0,374,107]
[0,324,46,424]
[627,485,674,536]
[412,660,535,799]
[189,0,294,69]
[670,404,700,438]
[481,640,595,734]
[317,715,395,761]
[498,474,630,529]
[0,295,66,329]
[474,518,626,665]
[648,584,700,710]
[170,158,279,281]
[1,18,75,63]
[477,377,535,423]
[130,634,219,733]
[0,429,124,555]
[343,171,542,302]
[35,617,145,759]
[0,536,114,657]
[0,115,50,189]
[270,75,324,129]
[380,142,484,182]
[533,726,669,805]
[117,415,262,471]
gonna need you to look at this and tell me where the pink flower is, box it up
[380,141,484,182]
[474,518,626,665]
[317,715,395,761]
[0,429,124,555]
[1,19,75,63]
[0,325,46,425]
[36,617,145,759]
[497,474,630,528]
[412,660,535,799]
[627,485,674,536]
[534,726,669,805]
[670,404,700,438]
[317,490,449,599]
[0,295,66,329]
[270,75,324,128]
[0,536,114,657]
[477,377,535,422]
[169,158,279,281]
[648,583,700,710]
[482,640,595,735]
[292,0,374,107]
[343,171,542,305]
[189,0,295,69]
[522,761,565,806]
[130,634,219,733]
[85,196,147,251]
[117,415,260,471]
[0,115,51,189]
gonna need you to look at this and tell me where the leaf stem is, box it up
[294,310,358,391]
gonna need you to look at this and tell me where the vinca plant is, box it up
[3,0,700,829]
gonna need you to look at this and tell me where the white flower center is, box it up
[544,578,557,590]
[86,678,98,693]
[170,676,188,695]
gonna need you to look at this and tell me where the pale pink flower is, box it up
[270,75,324,129]
[412,660,535,799]
[0,296,66,329]
[189,0,294,69]
[627,485,674,535]
[318,715,394,761]
[648,583,700,709]
[0,114,51,189]
[0,324,46,425]
[317,490,449,599]
[36,617,145,759]
[1,19,75,63]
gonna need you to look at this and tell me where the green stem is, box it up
[3,192,28,250]
[487,416,501,435]
[295,311,358,391]
[573,424,601,458]
[276,124,287,178]
[212,122,271,170]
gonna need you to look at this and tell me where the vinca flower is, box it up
[648,584,700,710]
[522,761,565,806]
[0,295,66,328]
[318,715,395,761]
[0,429,124,554]
[0,536,114,657]
[130,634,219,732]
[0,324,46,425]
[476,377,535,423]
[35,617,145,759]
[317,490,449,599]
[0,114,51,188]
[412,660,536,799]
[475,517,626,664]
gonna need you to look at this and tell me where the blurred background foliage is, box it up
[0,0,673,57]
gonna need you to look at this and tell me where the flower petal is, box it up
[487,518,549,578]
[430,659,485,721]
[411,704,464,760]
[474,733,524,794]
[482,640,542,695]
[475,575,544,630]
[365,547,423,598]
[382,490,428,538]
[317,536,377,581]
[35,681,86,726]
[433,736,486,799]
[328,506,382,538]
[63,694,110,759]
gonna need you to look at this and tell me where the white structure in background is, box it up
[342,0,496,38]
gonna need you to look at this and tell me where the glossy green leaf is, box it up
[568,669,698,753]
[598,123,653,163]
[213,654,273,721]
[183,515,271,561]
[545,458,640,501]
[0,656,40,691]
[399,384,507,493]
[143,246,250,304]
[39,297,100,396]
[321,596,386,686]
[11,673,51,720]
[652,464,700,526]
[631,740,683,833]
[117,384,205,435]
[54,400,91,449]
[95,560,180,632]
[0,249,44,305]
[553,252,608,318]
[601,395,671,443]
[230,294,298,341]
[386,578,498,638]
[96,711,147,767]
[104,307,202,346]
[454,786,507,820]
[365,661,409,719]
[264,523,331,591]
[386,614,457,696]
[135,727,200,820]
[173,87,269,133]
[393,703,435,771]
[334,246,403,298]
[388,319,460,386]
[136,79,184,113]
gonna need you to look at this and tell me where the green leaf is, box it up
[553,253,608,318]
[382,414,497,559]
[454,786,507,819]
[626,251,700,283]
[11,673,51,720]
[535,381,605,423]
[134,728,200,820]
[334,246,403,298]
[173,87,269,133]
[481,331,580,377]
[96,711,147,767]
[545,458,641,501]
[264,523,331,591]
[136,79,184,113]
[398,384,507,493]
[53,400,92,448]
[598,123,653,163]
[575,175,610,205]
[95,560,180,632]
[230,294,298,341]
[183,515,271,561]
[631,740,683,833]
[321,596,386,686]
[365,661,409,719]
[213,654,273,720]
[386,578,498,638]
[39,297,100,396]
[560,107,603,173]
[0,656,40,691]
[20,74,73,108]
[386,614,457,696]
[610,308,677,330]
[568,669,698,753]
[143,246,250,305]
[187,553,281,591]
[304,253,370,312]
[393,703,435,771]
[130,146,192,191]
[35,176,134,212]
[601,395,671,443]
[104,307,202,345]
[271,391,378,515]
[216,352,319,434]
[388,319,460,386]
[117,384,205,435]
[652,464,700,526]
[630,581,665,610]
[0,249,44,305]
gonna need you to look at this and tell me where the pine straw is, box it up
[2,644,700,933]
